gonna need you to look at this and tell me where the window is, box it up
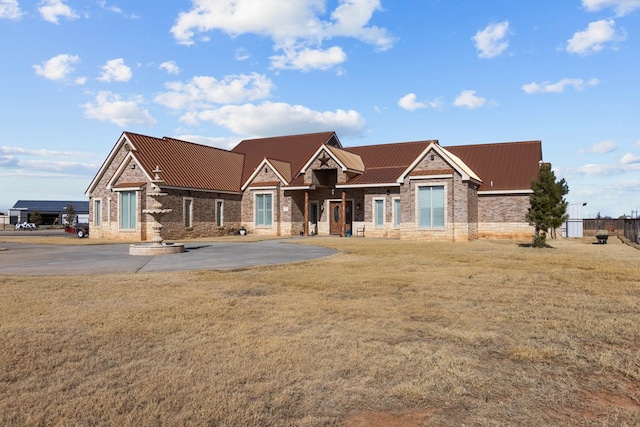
[256,193,272,227]
[393,198,401,228]
[216,200,223,227]
[94,200,102,226]
[184,198,193,228]
[120,191,136,229]
[374,199,384,227]
[418,186,445,228]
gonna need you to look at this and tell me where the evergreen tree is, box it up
[64,204,77,226]
[526,163,569,247]
[29,210,42,227]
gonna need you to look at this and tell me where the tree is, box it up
[64,204,77,226]
[29,210,42,227]
[526,163,569,247]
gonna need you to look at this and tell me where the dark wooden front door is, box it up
[329,201,352,235]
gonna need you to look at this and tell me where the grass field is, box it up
[1,236,639,426]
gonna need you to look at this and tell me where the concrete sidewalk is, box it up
[0,239,337,275]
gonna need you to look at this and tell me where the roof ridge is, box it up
[240,130,335,143]
[161,136,242,155]
[345,139,436,150]
[447,140,541,149]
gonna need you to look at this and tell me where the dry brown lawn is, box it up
[1,236,639,426]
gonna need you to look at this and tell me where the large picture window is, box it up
[418,186,445,228]
[255,193,272,227]
[120,191,136,230]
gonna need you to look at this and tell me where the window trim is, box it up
[215,199,224,227]
[255,192,274,228]
[373,198,385,228]
[118,190,137,231]
[416,184,446,229]
[393,197,401,228]
[94,199,102,226]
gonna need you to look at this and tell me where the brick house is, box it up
[85,131,542,241]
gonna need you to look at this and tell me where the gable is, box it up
[232,131,340,184]
[87,132,245,195]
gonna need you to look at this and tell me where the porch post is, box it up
[341,190,347,237]
[304,190,309,236]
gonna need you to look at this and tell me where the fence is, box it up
[623,219,640,244]
[583,218,639,243]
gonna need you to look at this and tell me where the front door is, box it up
[329,201,352,235]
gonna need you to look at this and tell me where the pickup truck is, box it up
[65,223,89,238]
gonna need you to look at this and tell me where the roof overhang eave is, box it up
[478,189,533,195]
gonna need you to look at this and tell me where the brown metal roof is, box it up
[447,141,542,191]
[267,159,292,183]
[345,140,434,168]
[125,132,245,193]
[409,168,455,176]
[231,131,339,184]
[326,145,365,173]
[340,140,434,186]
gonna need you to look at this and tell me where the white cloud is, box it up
[621,152,640,164]
[38,0,79,24]
[397,93,443,111]
[582,0,640,16]
[180,101,365,137]
[159,60,180,75]
[175,134,240,150]
[0,0,23,19]
[398,93,426,111]
[235,48,250,61]
[472,21,510,59]
[270,46,347,71]
[636,139,640,147]
[566,19,624,55]
[33,54,80,81]
[522,78,600,94]
[453,90,487,109]
[0,146,94,158]
[154,73,274,110]
[587,140,618,153]
[170,0,393,71]
[98,58,132,82]
[82,91,157,127]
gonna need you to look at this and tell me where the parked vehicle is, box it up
[65,223,89,238]
[15,222,37,230]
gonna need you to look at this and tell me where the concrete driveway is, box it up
[0,239,337,275]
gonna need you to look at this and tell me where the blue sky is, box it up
[1,0,638,218]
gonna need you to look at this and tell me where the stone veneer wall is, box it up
[153,190,241,240]
[89,152,147,241]
[89,145,243,241]
[477,193,533,239]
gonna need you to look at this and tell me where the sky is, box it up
[1,0,639,218]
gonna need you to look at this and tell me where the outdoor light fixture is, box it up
[356,203,361,210]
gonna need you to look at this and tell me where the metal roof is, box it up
[447,140,542,191]
[126,133,245,193]
[232,131,340,184]
[12,200,89,213]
